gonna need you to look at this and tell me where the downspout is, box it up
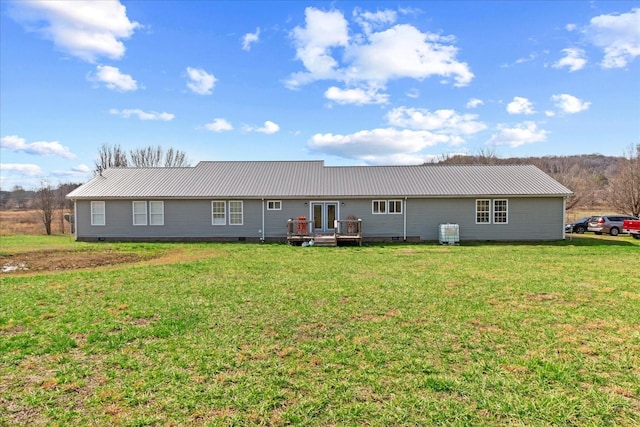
[73,200,78,241]
[261,199,265,242]
[403,197,407,241]
[562,197,566,240]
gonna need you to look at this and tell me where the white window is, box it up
[91,201,105,226]
[267,200,281,210]
[372,200,387,214]
[388,200,403,214]
[212,201,226,225]
[476,199,490,224]
[132,201,147,226]
[373,200,402,214]
[229,201,243,225]
[149,201,164,226]
[493,199,508,224]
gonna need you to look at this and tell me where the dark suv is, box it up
[565,216,597,234]
[588,215,640,236]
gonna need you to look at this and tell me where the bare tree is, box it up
[129,145,189,167]
[95,144,129,174]
[56,183,81,233]
[129,145,163,167]
[608,144,640,217]
[11,185,33,209]
[95,144,189,170]
[164,147,189,167]
[35,182,55,235]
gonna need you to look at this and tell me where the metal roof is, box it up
[67,161,573,199]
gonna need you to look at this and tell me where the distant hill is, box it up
[428,153,623,209]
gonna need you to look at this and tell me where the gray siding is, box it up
[75,196,565,242]
[76,199,263,240]
[405,197,563,240]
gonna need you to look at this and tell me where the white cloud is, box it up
[325,86,389,105]
[1,135,75,159]
[308,127,452,164]
[255,121,280,134]
[242,28,260,51]
[52,164,92,178]
[586,7,640,68]
[406,88,420,98]
[488,122,549,147]
[506,97,535,115]
[551,94,591,114]
[354,8,397,35]
[344,24,473,87]
[515,52,537,64]
[0,163,43,177]
[287,8,349,88]
[566,23,578,32]
[386,107,486,136]
[91,65,138,91]
[287,7,473,92]
[466,98,484,109]
[109,108,174,121]
[8,0,140,63]
[553,48,587,72]
[205,118,233,132]
[186,67,217,95]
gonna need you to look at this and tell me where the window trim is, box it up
[372,200,387,214]
[388,200,403,214]
[132,201,147,226]
[373,199,403,214]
[149,201,164,226]
[212,201,226,226]
[267,200,282,211]
[91,201,105,226]
[493,199,508,224]
[229,200,243,225]
[476,199,491,224]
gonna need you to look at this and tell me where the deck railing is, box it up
[287,218,362,245]
[335,219,362,237]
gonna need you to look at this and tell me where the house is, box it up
[66,161,573,244]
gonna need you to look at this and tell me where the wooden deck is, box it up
[286,219,362,246]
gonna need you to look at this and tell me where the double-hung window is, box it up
[493,199,508,224]
[229,201,243,225]
[132,201,147,225]
[149,201,164,225]
[212,201,226,225]
[476,199,490,224]
[91,201,105,226]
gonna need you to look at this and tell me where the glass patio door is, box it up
[311,202,337,233]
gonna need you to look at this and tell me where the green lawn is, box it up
[1,236,639,426]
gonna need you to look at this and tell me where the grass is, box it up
[1,235,639,426]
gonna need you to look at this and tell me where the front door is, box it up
[311,202,337,233]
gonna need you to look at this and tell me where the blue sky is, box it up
[1,1,639,189]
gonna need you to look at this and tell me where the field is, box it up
[1,233,639,426]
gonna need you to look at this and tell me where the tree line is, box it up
[429,144,640,217]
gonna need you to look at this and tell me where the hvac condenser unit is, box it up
[439,224,460,245]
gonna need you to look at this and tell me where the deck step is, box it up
[313,234,337,247]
